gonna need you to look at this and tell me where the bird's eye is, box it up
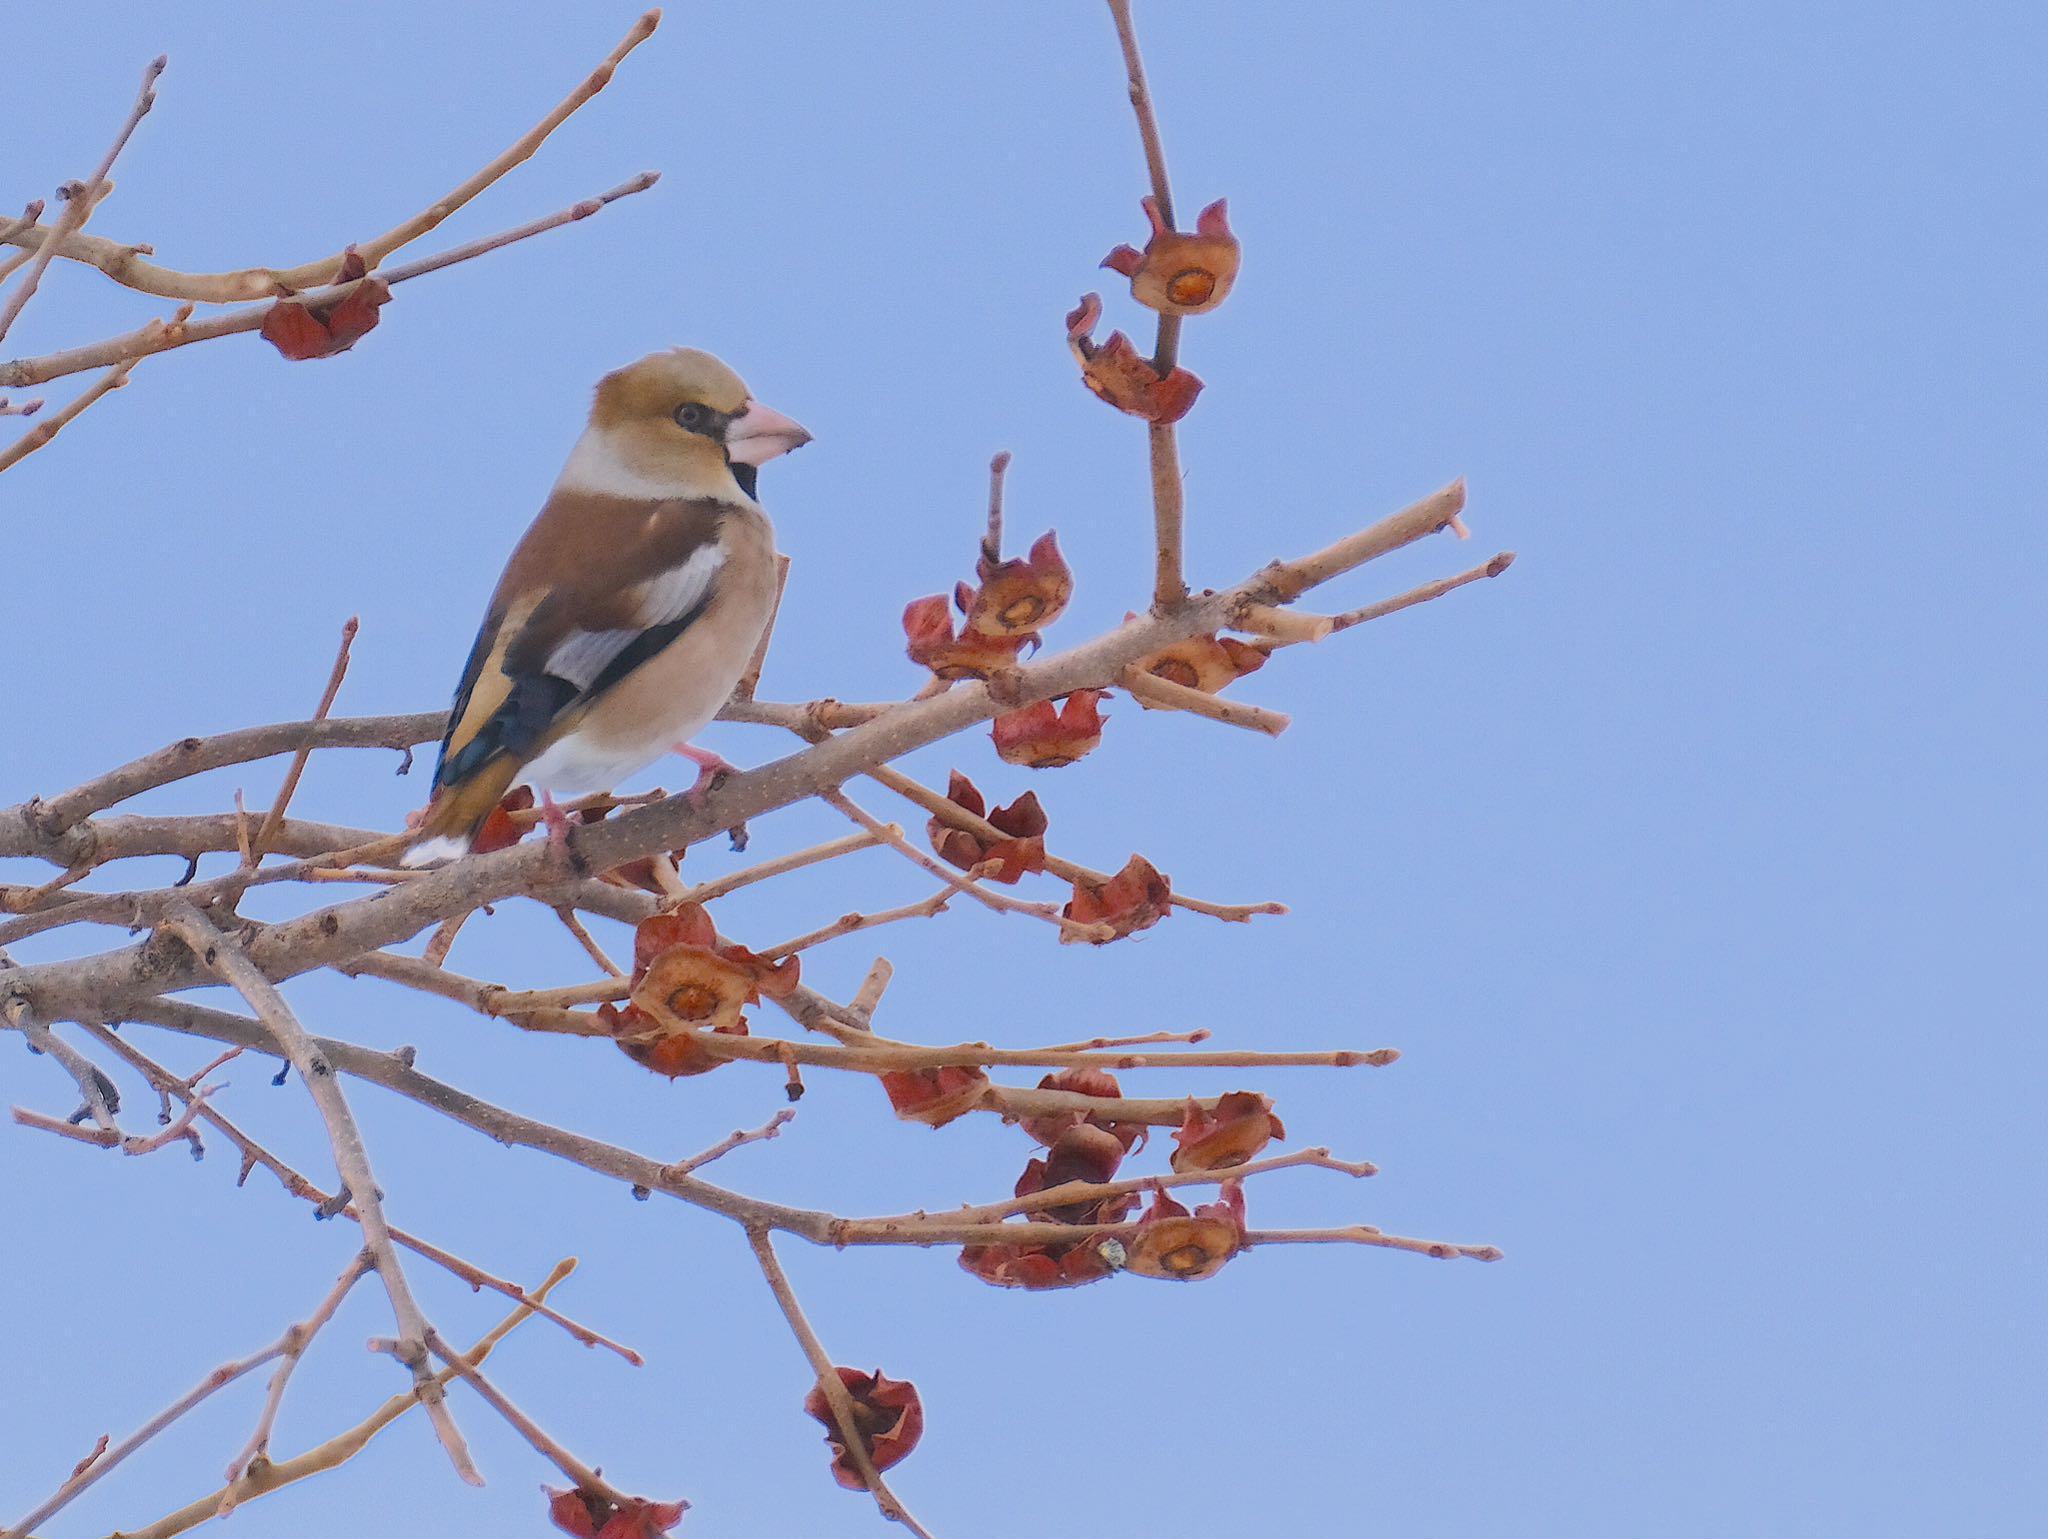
[674,403,706,430]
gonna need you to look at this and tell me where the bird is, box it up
[402,347,811,865]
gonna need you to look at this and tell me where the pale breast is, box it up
[522,506,778,793]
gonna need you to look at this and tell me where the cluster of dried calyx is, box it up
[0,5,1511,1539]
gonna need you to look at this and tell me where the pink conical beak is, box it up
[725,399,813,466]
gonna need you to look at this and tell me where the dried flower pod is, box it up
[259,248,391,360]
[632,949,751,1034]
[608,904,798,1077]
[1062,854,1171,944]
[903,593,1029,680]
[1064,292,1204,424]
[803,1367,925,1489]
[880,1065,991,1127]
[1016,1121,1136,1224]
[469,785,536,854]
[633,939,788,1035]
[546,1487,688,1539]
[1102,196,1241,317]
[632,904,800,1016]
[1126,1181,1247,1282]
[991,690,1107,768]
[626,905,701,962]
[1131,627,1270,698]
[927,771,1048,885]
[960,1238,1116,1290]
[604,1000,746,1079]
[1170,1090,1287,1173]
[961,531,1073,638]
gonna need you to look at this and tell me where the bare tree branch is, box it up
[0,13,660,302]
[156,902,482,1485]
[0,174,660,391]
[111,1261,580,1539]
[747,1229,937,1539]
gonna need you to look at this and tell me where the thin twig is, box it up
[1145,422,1189,611]
[422,911,469,968]
[669,1108,797,1177]
[231,789,254,866]
[735,553,791,701]
[1117,663,1291,735]
[482,977,631,1013]
[1105,0,1176,233]
[848,958,894,1021]
[249,617,358,863]
[0,200,46,264]
[553,906,625,976]
[671,829,882,907]
[222,1251,373,1490]
[1320,550,1518,636]
[1233,601,1336,644]
[1243,1227,1504,1262]
[1032,1027,1209,1052]
[757,890,953,961]
[981,450,1012,569]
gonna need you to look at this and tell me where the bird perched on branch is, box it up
[404,348,811,865]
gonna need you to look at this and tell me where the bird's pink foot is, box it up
[538,789,577,851]
[672,743,738,808]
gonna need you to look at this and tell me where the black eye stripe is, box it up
[672,402,732,440]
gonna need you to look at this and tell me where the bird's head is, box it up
[576,347,812,501]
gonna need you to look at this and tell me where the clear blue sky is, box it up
[4,3,2042,1535]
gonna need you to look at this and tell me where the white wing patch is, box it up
[545,627,640,690]
[540,545,725,691]
[635,543,724,626]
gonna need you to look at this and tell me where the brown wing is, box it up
[430,490,726,793]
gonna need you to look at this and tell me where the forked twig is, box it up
[119,1263,579,1539]
[159,901,481,1484]
[0,55,164,348]
[1,12,660,303]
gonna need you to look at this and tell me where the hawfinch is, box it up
[404,348,810,864]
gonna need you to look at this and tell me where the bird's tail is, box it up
[401,756,523,867]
